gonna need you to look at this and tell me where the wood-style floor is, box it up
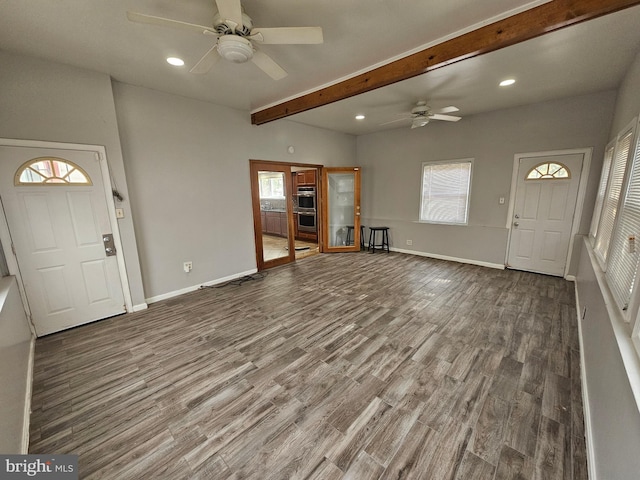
[29,252,587,479]
[262,234,319,262]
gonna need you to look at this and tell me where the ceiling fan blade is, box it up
[215,0,243,28]
[251,49,288,80]
[429,114,462,122]
[190,45,220,74]
[435,106,459,114]
[250,27,323,44]
[127,11,217,35]
[380,117,410,126]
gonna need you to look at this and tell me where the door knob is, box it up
[514,222,519,227]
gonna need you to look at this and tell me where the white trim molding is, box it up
[145,269,259,304]
[390,247,505,270]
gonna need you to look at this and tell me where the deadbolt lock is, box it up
[103,233,116,257]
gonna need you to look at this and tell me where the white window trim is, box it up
[419,158,473,226]
[589,140,616,243]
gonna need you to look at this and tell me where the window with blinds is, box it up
[420,160,472,224]
[589,143,615,241]
[607,128,640,312]
[594,128,635,266]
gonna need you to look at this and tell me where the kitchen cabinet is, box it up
[280,214,289,236]
[263,210,287,237]
[296,170,316,186]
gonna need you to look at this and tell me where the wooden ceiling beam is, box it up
[251,0,640,125]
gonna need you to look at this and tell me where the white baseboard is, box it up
[22,336,35,454]
[145,269,259,304]
[132,303,148,312]
[389,247,506,270]
[573,282,598,480]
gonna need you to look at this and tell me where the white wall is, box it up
[112,82,356,300]
[0,276,33,453]
[356,91,616,272]
[0,51,146,308]
[610,49,640,136]
[575,48,640,480]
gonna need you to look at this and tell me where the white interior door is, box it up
[507,153,583,276]
[0,146,126,336]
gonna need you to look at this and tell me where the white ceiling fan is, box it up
[127,0,323,80]
[382,101,462,129]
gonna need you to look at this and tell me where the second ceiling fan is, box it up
[382,101,462,129]
[127,0,323,80]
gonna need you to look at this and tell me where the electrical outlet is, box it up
[406,239,413,246]
[183,261,192,273]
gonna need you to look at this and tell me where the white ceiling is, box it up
[1,0,640,136]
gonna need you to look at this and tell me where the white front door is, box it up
[507,153,584,276]
[0,146,126,336]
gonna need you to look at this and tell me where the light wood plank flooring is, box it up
[29,252,587,479]
[262,234,319,261]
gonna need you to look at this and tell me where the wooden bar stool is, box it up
[368,226,390,253]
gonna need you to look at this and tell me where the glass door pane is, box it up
[322,167,361,252]
[250,161,295,270]
[259,171,290,263]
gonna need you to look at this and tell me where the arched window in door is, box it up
[14,157,92,185]
[525,162,570,180]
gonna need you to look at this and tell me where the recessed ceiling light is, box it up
[166,57,185,67]
[355,114,366,120]
[499,78,516,87]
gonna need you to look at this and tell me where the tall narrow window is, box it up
[590,143,615,241]
[15,157,92,185]
[420,159,472,225]
[607,127,640,314]
[594,128,634,265]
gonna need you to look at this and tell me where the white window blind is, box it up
[607,132,640,312]
[420,160,472,224]
[594,130,634,265]
[589,143,615,241]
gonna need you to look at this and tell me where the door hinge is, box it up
[11,243,16,256]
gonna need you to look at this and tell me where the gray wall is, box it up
[0,276,33,453]
[0,50,356,303]
[112,82,356,300]
[356,91,616,272]
[0,51,146,308]
[575,49,640,480]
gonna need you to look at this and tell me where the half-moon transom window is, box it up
[526,162,570,180]
[14,157,92,186]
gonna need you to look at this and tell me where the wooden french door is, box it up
[321,167,362,253]
[250,160,295,270]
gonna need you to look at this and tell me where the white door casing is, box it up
[0,143,129,336]
[507,152,586,277]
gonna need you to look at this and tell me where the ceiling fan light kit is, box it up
[217,35,253,63]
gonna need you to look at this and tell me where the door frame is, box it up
[505,147,592,278]
[321,167,362,253]
[0,138,134,326]
[249,159,324,271]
